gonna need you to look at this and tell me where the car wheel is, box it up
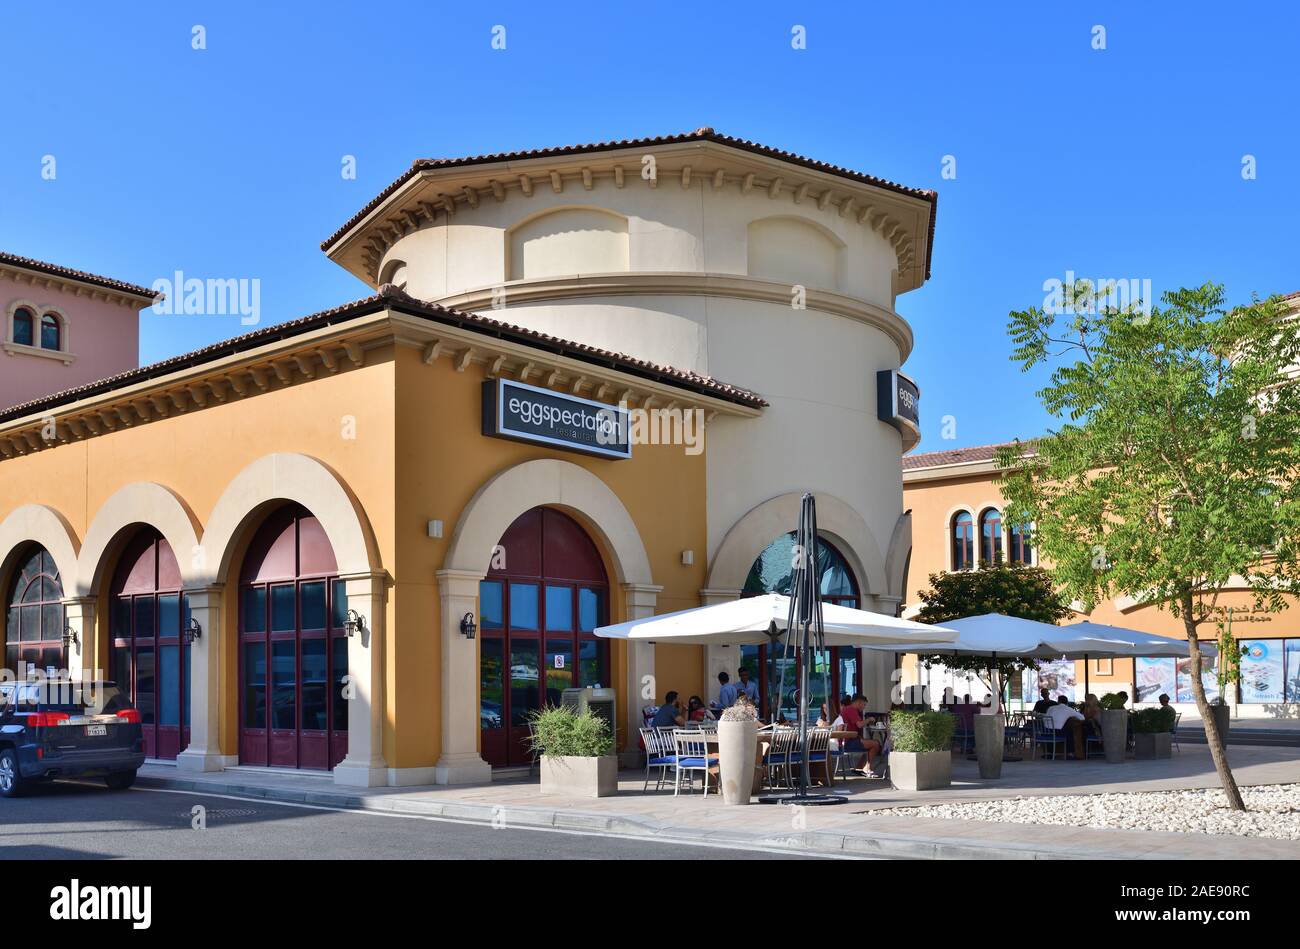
[0,748,26,798]
[104,769,137,791]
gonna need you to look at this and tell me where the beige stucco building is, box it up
[0,130,938,785]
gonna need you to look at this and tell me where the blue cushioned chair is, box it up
[639,726,676,792]
[672,729,718,797]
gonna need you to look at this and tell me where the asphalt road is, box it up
[0,780,831,860]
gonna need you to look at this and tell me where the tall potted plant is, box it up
[890,711,956,791]
[717,697,759,804]
[1098,693,1129,763]
[530,706,617,798]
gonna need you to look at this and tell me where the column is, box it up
[699,588,741,703]
[620,582,662,766]
[333,571,389,787]
[433,569,492,785]
[177,586,226,772]
[61,597,96,682]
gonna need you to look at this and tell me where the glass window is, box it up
[545,638,575,704]
[331,637,348,732]
[479,581,504,630]
[1239,639,1285,703]
[12,308,33,346]
[980,509,1003,565]
[112,645,132,699]
[136,646,156,725]
[301,639,328,730]
[578,588,601,632]
[300,581,327,631]
[331,579,348,629]
[244,643,266,728]
[158,594,180,639]
[183,643,192,728]
[578,639,608,689]
[243,587,266,633]
[271,640,296,729]
[545,586,573,631]
[1009,522,1033,564]
[480,638,504,730]
[742,532,860,603]
[1286,640,1300,704]
[159,645,179,726]
[112,598,131,639]
[270,585,295,632]
[952,512,975,571]
[132,596,155,639]
[509,583,539,631]
[509,640,540,726]
[40,313,61,350]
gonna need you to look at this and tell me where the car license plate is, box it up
[86,724,107,737]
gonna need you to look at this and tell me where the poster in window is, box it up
[1286,640,1300,704]
[1239,639,1285,703]
[1176,655,1218,704]
[1136,657,1176,704]
[1030,659,1077,702]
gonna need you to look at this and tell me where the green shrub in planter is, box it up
[1099,692,1128,710]
[1132,706,1176,734]
[890,711,956,752]
[529,706,614,758]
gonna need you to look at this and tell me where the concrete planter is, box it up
[717,718,758,804]
[1133,732,1172,760]
[890,750,952,791]
[1101,709,1128,763]
[972,714,1003,779]
[1210,703,1231,744]
[539,755,619,798]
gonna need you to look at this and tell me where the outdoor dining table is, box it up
[700,728,860,789]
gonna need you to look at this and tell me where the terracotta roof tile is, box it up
[902,441,1035,471]
[321,128,938,279]
[0,250,157,301]
[0,285,765,422]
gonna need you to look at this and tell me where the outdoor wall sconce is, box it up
[185,617,202,644]
[460,612,477,639]
[344,609,365,637]
[62,624,79,649]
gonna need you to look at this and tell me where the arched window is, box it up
[951,512,974,571]
[12,307,34,347]
[479,507,609,769]
[979,508,1003,565]
[1009,522,1033,564]
[742,533,861,722]
[239,504,348,771]
[40,312,62,351]
[4,545,65,677]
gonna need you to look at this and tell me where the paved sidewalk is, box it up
[137,744,1300,860]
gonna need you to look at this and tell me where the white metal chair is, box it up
[639,726,676,792]
[672,729,718,797]
[762,727,798,789]
[1170,711,1183,752]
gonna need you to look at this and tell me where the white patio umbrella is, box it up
[593,592,957,647]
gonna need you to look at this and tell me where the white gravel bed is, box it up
[866,783,1300,839]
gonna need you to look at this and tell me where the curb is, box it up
[135,773,1162,861]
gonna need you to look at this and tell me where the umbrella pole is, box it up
[1085,653,1090,698]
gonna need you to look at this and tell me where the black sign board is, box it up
[876,369,920,436]
[482,378,632,459]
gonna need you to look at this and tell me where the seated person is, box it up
[651,691,686,728]
[1032,687,1055,714]
[1045,696,1087,758]
[838,693,883,775]
[1157,693,1171,709]
[687,695,714,722]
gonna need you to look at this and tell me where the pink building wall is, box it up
[1,270,148,412]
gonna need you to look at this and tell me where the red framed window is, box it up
[1009,522,1033,564]
[4,544,64,677]
[40,312,61,351]
[951,512,975,571]
[11,307,34,347]
[979,508,1003,565]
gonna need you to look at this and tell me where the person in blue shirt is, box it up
[717,671,738,708]
[651,691,686,728]
[737,667,760,704]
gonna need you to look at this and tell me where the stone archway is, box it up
[185,453,386,787]
[438,459,658,781]
[0,505,83,676]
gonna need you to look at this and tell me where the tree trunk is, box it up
[1182,593,1245,811]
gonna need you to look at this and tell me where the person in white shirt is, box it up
[1045,696,1087,758]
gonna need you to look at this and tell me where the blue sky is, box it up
[2,2,1296,451]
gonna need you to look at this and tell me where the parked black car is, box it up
[0,680,145,797]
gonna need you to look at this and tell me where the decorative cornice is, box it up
[436,271,915,362]
[0,261,155,310]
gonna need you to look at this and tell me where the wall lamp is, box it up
[344,609,365,637]
[185,617,203,644]
[62,624,79,649]
[460,612,478,639]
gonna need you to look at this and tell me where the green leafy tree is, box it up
[913,561,1071,699]
[999,283,1300,810]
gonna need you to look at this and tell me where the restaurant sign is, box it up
[877,369,920,437]
[482,378,631,459]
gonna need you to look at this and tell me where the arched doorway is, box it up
[740,532,861,722]
[238,504,349,770]
[4,545,65,677]
[479,508,609,768]
[108,530,190,759]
